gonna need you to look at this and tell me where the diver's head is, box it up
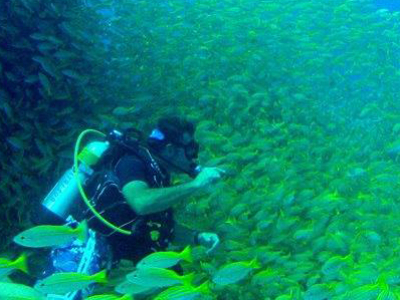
[147,116,200,177]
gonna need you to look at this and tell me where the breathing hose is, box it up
[74,129,131,235]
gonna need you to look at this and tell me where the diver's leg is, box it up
[58,229,113,300]
[35,219,113,300]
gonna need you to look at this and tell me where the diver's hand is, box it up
[192,167,225,189]
[197,232,220,254]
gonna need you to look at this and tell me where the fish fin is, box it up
[182,272,195,286]
[196,280,210,294]
[250,258,261,269]
[345,253,354,263]
[14,252,28,274]
[93,269,108,284]
[77,220,88,243]
[180,245,193,263]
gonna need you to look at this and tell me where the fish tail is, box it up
[76,220,88,243]
[14,252,28,274]
[196,280,210,294]
[345,252,354,263]
[93,269,108,284]
[180,245,193,263]
[250,258,261,269]
[182,272,195,286]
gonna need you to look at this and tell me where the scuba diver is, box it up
[31,116,224,299]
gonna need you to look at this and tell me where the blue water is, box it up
[375,0,400,11]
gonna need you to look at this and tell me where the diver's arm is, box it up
[122,167,224,215]
[122,180,200,215]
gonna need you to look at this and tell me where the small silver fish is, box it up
[153,281,211,300]
[136,246,192,269]
[0,282,45,299]
[212,259,260,285]
[115,280,155,295]
[126,267,194,288]
[13,220,88,248]
[34,269,107,294]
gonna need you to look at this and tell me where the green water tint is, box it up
[2,0,400,298]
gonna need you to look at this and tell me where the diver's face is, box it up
[160,144,192,173]
[159,133,196,174]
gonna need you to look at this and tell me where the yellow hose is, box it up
[74,129,131,235]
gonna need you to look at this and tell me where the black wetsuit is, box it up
[84,154,175,264]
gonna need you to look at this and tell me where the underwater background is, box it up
[2,0,400,299]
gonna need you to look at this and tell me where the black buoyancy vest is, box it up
[80,147,173,242]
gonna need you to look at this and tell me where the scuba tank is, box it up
[40,129,152,236]
[42,140,110,220]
